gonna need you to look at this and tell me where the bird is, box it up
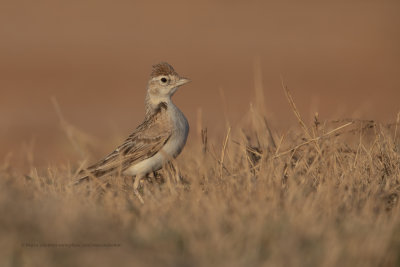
[76,62,190,203]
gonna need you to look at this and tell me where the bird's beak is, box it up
[176,77,191,87]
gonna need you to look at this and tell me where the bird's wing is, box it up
[77,105,172,182]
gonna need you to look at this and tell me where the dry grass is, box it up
[1,86,400,267]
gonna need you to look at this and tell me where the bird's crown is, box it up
[151,62,179,78]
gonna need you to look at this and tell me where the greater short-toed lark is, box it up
[76,62,190,202]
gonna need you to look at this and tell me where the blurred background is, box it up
[1,0,399,167]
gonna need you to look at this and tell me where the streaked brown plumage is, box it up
[150,63,178,78]
[75,62,190,203]
[78,102,171,181]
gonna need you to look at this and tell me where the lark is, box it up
[76,62,190,202]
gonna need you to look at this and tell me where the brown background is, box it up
[1,0,399,166]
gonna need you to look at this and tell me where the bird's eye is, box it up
[161,77,167,83]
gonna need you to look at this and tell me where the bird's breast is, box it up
[165,105,189,157]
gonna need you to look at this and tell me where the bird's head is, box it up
[147,62,190,100]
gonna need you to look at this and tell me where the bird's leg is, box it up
[168,160,181,184]
[133,175,144,204]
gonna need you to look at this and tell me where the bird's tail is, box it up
[72,170,91,185]
[72,167,114,186]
